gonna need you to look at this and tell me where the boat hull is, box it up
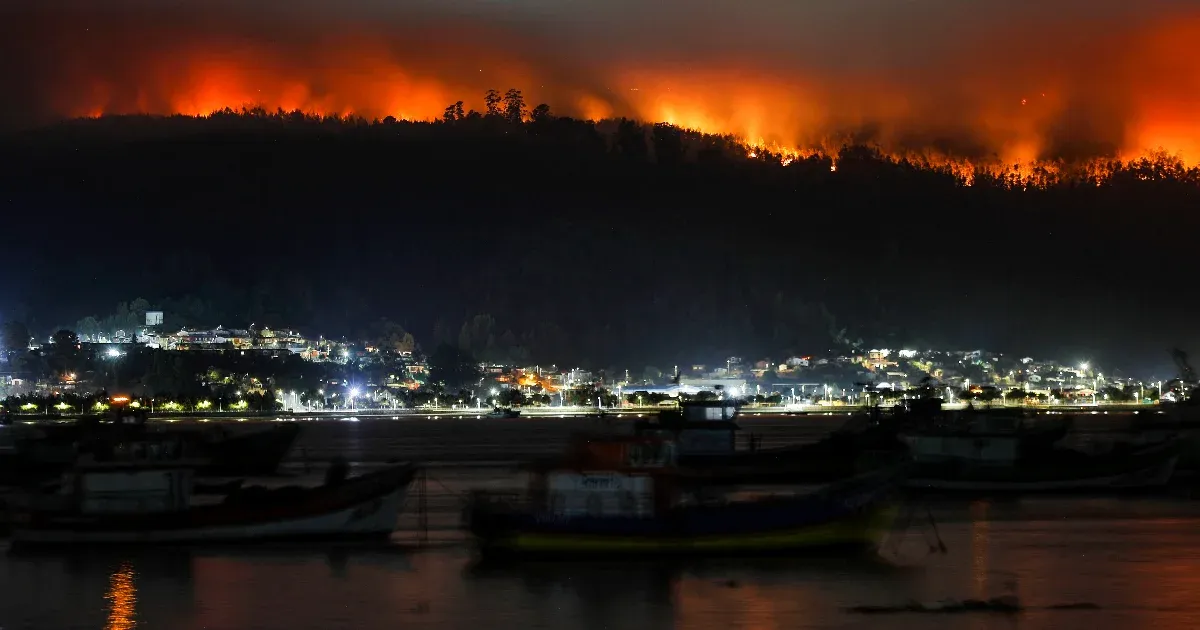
[10,464,415,547]
[468,467,904,557]
[474,504,898,557]
[905,440,1180,494]
[0,424,301,485]
[675,424,907,484]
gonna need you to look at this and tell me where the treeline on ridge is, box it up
[5,88,1200,191]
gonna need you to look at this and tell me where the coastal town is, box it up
[0,310,1183,415]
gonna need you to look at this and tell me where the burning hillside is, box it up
[3,1,1200,176]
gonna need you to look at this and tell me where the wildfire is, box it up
[9,5,1200,180]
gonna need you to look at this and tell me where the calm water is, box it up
[3,415,1195,630]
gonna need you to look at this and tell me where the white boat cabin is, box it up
[73,467,194,514]
[48,436,206,515]
[532,436,677,518]
[636,400,742,456]
[902,416,1055,464]
[544,471,655,518]
[679,400,740,422]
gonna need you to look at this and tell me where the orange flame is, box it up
[9,7,1200,178]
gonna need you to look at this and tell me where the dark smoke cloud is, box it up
[3,0,1199,163]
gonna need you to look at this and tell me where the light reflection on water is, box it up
[105,562,137,630]
[6,459,1200,630]
[970,500,990,600]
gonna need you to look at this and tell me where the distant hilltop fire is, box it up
[4,2,1200,171]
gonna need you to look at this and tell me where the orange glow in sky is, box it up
[13,9,1200,177]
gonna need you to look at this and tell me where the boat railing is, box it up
[470,488,657,518]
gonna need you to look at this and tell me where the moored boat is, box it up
[465,433,905,558]
[897,399,1179,493]
[0,396,302,485]
[905,437,1180,493]
[677,412,909,484]
[486,407,522,419]
[7,437,415,547]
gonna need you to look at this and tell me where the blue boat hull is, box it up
[468,467,904,557]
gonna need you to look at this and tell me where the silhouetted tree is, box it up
[616,119,648,160]
[50,329,79,350]
[652,123,685,165]
[427,343,482,391]
[530,103,552,123]
[483,89,503,117]
[76,316,102,340]
[497,388,525,407]
[1,321,30,355]
[566,385,619,407]
[442,101,465,122]
[368,318,415,354]
[48,329,81,376]
[503,89,527,123]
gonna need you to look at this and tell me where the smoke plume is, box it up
[3,0,1199,165]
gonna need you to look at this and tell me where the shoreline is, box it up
[2,401,1159,423]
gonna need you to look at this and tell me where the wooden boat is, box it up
[899,409,1071,465]
[7,436,415,547]
[670,411,910,484]
[466,433,905,558]
[635,399,741,456]
[0,397,301,485]
[905,438,1180,493]
[896,399,1179,493]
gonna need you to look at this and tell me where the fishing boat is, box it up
[0,396,301,485]
[634,399,741,455]
[7,437,416,546]
[899,406,1072,465]
[895,397,1181,492]
[904,437,1180,493]
[635,400,907,483]
[465,432,905,558]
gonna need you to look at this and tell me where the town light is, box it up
[349,387,360,398]
[106,348,121,358]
